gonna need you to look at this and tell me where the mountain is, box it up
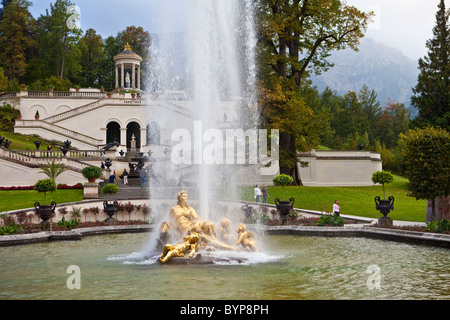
[310,37,420,117]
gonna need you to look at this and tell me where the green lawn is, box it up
[0,131,53,151]
[0,189,84,213]
[1,175,426,222]
[233,175,427,222]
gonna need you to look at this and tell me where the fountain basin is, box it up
[1,232,449,300]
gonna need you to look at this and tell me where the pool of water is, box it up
[0,233,448,300]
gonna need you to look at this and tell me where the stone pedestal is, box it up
[378,216,393,228]
[104,218,118,226]
[83,183,99,199]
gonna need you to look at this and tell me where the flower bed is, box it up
[2,220,150,235]
[0,184,83,191]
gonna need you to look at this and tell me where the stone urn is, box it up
[103,201,119,225]
[375,196,394,228]
[275,198,295,223]
[34,201,56,230]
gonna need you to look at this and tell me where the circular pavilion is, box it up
[114,43,143,91]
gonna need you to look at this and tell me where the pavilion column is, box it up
[120,63,124,89]
[115,65,119,89]
[137,65,141,90]
[132,63,136,89]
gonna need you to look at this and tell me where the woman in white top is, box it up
[333,200,340,216]
[254,185,262,203]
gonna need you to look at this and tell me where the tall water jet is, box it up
[145,0,258,252]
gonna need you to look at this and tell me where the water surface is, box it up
[0,234,448,300]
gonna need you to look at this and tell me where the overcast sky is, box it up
[27,0,447,61]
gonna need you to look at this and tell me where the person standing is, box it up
[123,169,129,185]
[254,185,262,203]
[333,200,340,216]
[262,184,269,203]
[109,171,116,185]
[140,168,146,189]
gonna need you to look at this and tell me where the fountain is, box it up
[141,0,261,263]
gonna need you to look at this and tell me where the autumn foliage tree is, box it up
[256,0,373,184]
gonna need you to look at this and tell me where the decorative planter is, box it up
[103,201,119,225]
[375,196,394,228]
[375,196,394,217]
[275,198,295,224]
[34,201,56,230]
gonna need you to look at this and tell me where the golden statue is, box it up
[236,224,258,251]
[169,191,202,236]
[157,191,256,263]
[124,42,132,51]
[156,221,171,250]
[159,233,201,264]
[196,221,239,251]
[218,218,235,245]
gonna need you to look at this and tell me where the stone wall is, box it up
[298,150,382,187]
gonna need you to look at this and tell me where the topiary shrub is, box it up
[273,174,294,200]
[82,166,102,182]
[372,170,394,199]
[101,183,119,199]
[34,179,57,205]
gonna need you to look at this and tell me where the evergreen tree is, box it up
[36,0,82,80]
[411,0,450,130]
[0,0,35,81]
[78,28,105,87]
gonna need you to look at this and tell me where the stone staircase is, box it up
[14,97,143,150]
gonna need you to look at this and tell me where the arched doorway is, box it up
[106,122,121,145]
[146,122,161,145]
[127,122,141,150]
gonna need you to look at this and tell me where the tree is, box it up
[259,78,326,178]
[273,174,294,200]
[0,0,12,21]
[116,26,151,61]
[256,0,373,184]
[400,126,450,221]
[34,179,57,205]
[39,160,67,182]
[379,99,411,148]
[372,170,394,199]
[36,0,82,80]
[0,0,35,81]
[0,66,8,91]
[411,0,450,131]
[78,28,105,87]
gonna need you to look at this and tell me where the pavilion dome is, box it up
[114,43,142,62]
